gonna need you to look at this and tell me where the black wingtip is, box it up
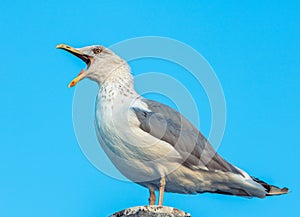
[266,186,289,196]
[251,176,289,196]
[281,187,289,194]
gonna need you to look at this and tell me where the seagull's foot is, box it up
[148,189,156,205]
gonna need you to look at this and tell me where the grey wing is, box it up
[132,98,243,176]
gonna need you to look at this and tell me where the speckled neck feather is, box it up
[99,64,137,103]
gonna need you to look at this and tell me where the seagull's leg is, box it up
[158,177,166,206]
[148,188,156,205]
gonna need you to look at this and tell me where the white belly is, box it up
[94,94,182,184]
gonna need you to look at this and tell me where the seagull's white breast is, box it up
[94,85,182,183]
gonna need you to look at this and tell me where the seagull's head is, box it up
[56,44,126,87]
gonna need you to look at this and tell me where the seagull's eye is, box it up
[93,48,102,54]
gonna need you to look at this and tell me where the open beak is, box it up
[56,44,94,88]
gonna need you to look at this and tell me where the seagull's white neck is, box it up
[98,64,138,101]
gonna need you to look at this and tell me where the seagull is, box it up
[56,44,288,205]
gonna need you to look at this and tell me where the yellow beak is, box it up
[56,44,93,88]
[56,44,83,55]
[68,69,86,88]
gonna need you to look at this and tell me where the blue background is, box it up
[0,1,299,217]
